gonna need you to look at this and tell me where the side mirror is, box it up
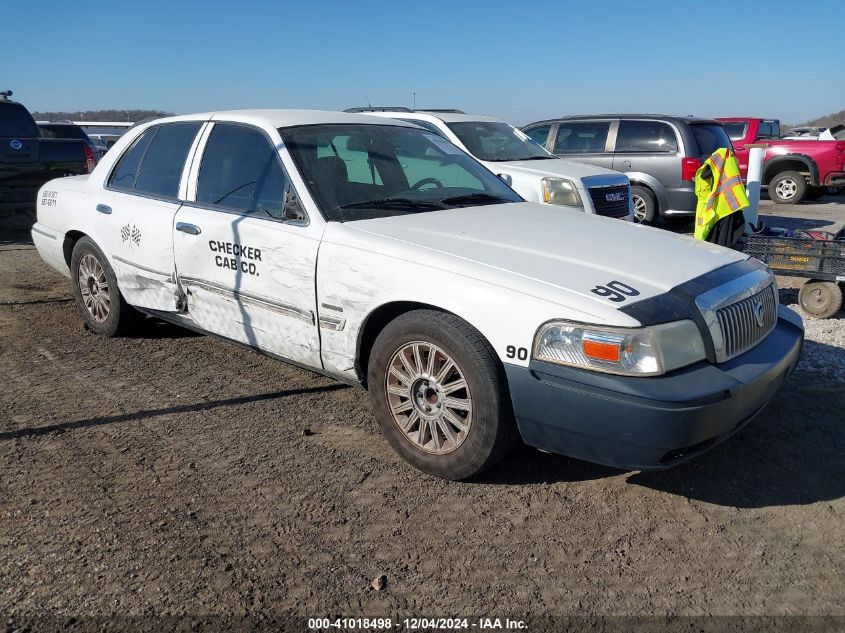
[282,186,306,223]
[497,173,513,186]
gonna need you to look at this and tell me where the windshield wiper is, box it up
[440,192,512,207]
[485,155,554,162]
[337,197,445,211]
[512,155,556,161]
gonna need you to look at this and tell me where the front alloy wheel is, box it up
[632,194,648,222]
[367,309,517,480]
[386,341,472,455]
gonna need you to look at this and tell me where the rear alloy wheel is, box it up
[769,171,807,204]
[630,185,657,224]
[368,310,517,480]
[798,280,843,319]
[70,237,140,336]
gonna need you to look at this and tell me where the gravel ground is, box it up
[1,197,843,631]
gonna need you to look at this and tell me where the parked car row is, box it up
[30,107,805,480]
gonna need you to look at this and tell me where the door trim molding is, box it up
[179,275,315,324]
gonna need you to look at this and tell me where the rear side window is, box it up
[690,124,733,157]
[0,103,39,137]
[525,125,551,147]
[400,119,445,137]
[721,121,747,141]
[196,123,288,217]
[134,123,202,197]
[109,123,201,197]
[553,121,610,154]
[616,120,678,153]
[756,120,780,139]
[39,124,88,140]
[108,129,156,190]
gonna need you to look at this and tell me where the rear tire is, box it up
[367,310,517,480]
[70,237,140,336]
[769,171,807,204]
[631,185,657,224]
[798,280,843,319]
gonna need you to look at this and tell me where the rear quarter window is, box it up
[690,124,733,157]
[720,121,747,142]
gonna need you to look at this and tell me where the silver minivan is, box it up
[522,115,733,224]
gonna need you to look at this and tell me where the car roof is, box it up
[145,109,420,129]
[525,114,722,126]
[361,110,504,125]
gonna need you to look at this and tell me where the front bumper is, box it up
[506,306,804,470]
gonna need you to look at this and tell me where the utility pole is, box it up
[413,91,416,110]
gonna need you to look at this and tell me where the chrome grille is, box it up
[715,284,778,360]
[588,185,631,219]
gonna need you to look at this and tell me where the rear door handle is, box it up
[96,204,112,215]
[176,222,201,235]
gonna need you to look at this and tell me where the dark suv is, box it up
[522,115,733,223]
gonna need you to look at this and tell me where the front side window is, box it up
[445,121,553,162]
[615,120,679,153]
[197,123,289,218]
[280,123,522,222]
[524,125,551,147]
[109,122,200,197]
[553,121,610,154]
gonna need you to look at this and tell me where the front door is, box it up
[173,122,321,368]
[98,121,203,311]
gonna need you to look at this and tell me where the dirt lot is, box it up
[1,197,844,631]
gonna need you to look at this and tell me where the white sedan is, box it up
[32,109,803,479]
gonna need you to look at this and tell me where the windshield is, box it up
[446,121,553,162]
[280,124,522,222]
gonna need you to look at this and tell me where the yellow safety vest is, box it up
[694,148,749,240]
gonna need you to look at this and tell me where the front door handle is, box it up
[96,204,112,215]
[176,222,201,235]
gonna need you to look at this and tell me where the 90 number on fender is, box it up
[591,280,640,303]
[506,345,528,361]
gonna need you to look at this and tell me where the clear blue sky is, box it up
[3,0,842,125]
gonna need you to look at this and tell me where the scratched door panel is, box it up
[173,205,321,368]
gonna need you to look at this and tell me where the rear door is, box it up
[173,122,321,367]
[97,121,204,311]
[548,119,616,170]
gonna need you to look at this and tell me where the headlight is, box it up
[533,320,706,376]
[541,177,581,206]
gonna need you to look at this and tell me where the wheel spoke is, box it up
[428,419,441,451]
[387,384,408,397]
[444,396,471,411]
[443,408,469,433]
[389,365,413,387]
[398,350,417,379]
[435,359,454,384]
[403,411,420,433]
[436,417,458,447]
[391,399,414,415]
[412,343,424,375]
[442,378,467,395]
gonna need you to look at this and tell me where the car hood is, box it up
[488,158,627,184]
[345,202,746,311]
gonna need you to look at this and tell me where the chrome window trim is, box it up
[695,268,777,362]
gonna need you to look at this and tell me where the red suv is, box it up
[717,117,845,204]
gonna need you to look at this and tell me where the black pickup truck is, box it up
[1,91,95,228]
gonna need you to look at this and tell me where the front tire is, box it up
[70,237,140,336]
[367,310,517,480]
[769,171,807,204]
[631,185,657,224]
